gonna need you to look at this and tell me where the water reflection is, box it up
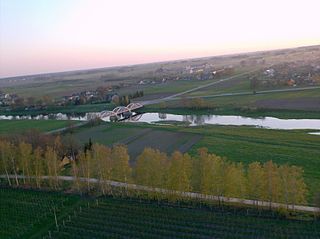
[0,112,320,130]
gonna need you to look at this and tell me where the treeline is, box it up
[112,90,144,106]
[0,138,308,208]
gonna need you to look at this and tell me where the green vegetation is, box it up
[72,122,320,201]
[186,125,320,200]
[72,123,201,159]
[48,196,320,239]
[0,103,114,116]
[1,188,319,239]
[0,120,71,135]
[0,137,310,207]
[0,187,80,239]
[146,87,320,118]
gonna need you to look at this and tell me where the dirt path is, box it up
[45,121,89,135]
[2,174,319,213]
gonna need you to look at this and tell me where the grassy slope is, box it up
[0,120,71,135]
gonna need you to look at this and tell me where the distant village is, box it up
[1,60,320,110]
[0,86,143,111]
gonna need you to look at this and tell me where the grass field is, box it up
[1,187,319,239]
[148,88,320,111]
[0,120,72,135]
[72,122,320,201]
[72,123,202,160]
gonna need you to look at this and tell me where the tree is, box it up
[135,148,168,200]
[263,161,281,207]
[6,142,19,186]
[135,148,167,188]
[18,142,33,184]
[166,151,192,201]
[92,144,112,195]
[247,162,265,206]
[45,146,60,190]
[279,164,307,209]
[111,145,131,183]
[70,160,81,193]
[198,151,228,204]
[0,140,12,186]
[208,155,227,204]
[225,162,247,198]
[33,147,44,188]
[78,151,93,192]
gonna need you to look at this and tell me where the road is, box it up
[45,121,88,134]
[181,85,320,100]
[2,174,319,213]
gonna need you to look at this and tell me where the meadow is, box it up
[72,123,202,159]
[0,120,71,135]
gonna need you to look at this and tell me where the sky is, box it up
[0,0,320,78]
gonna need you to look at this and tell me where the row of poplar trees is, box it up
[0,139,307,207]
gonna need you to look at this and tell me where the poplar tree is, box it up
[71,160,81,193]
[263,161,281,207]
[0,140,12,186]
[279,164,307,209]
[167,151,192,201]
[92,144,112,195]
[45,146,60,190]
[78,152,93,192]
[18,142,32,184]
[111,145,131,183]
[135,148,167,187]
[135,148,168,200]
[225,162,247,198]
[33,147,44,188]
[210,155,227,204]
[247,162,265,206]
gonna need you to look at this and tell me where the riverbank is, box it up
[0,103,114,116]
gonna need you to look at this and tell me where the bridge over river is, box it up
[99,102,144,121]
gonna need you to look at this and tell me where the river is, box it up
[1,112,320,130]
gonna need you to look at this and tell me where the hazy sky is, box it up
[1,0,319,78]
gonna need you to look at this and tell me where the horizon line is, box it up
[1,43,319,80]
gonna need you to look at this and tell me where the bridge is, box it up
[99,102,144,120]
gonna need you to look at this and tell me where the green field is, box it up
[1,187,319,239]
[0,187,80,239]
[0,103,114,116]
[72,122,320,201]
[185,125,320,200]
[72,123,202,159]
[147,88,320,115]
[0,120,72,135]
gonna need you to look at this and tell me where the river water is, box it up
[1,112,320,130]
